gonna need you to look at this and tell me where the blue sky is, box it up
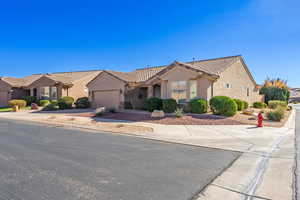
[0,0,299,87]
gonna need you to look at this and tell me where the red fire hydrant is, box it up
[257,112,264,127]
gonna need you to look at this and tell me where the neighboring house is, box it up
[290,88,300,102]
[87,55,263,109]
[0,70,102,107]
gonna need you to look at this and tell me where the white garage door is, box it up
[0,91,8,107]
[93,90,120,109]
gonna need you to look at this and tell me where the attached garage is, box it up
[0,91,9,107]
[87,71,127,109]
[92,90,121,109]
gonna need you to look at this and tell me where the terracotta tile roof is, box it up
[1,55,243,87]
[105,70,137,82]
[186,55,240,74]
[130,55,240,83]
[133,66,166,82]
[1,70,102,88]
[0,77,27,87]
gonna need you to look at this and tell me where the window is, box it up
[247,88,250,97]
[40,87,50,99]
[189,80,197,99]
[51,87,58,99]
[225,83,231,89]
[171,81,187,103]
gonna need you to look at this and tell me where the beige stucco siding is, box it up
[197,78,213,100]
[27,77,57,99]
[156,66,213,101]
[66,73,101,100]
[213,60,261,104]
[0,91,9,107]
[0,80,12,106]
[87,72,126,108]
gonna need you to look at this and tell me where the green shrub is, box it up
[189,98,208,114]
[146,97,162,112]
[260,86,290,103]
[75,97,90,109]
[253,102,267,109]
[174,108,184,118]
[162,98,177,113]
[42,103,60,111]
[210,96,237,117]
[51,100,58,104]
[107,107,117,113]
[267,107,285,121]
[243,101,249,109]
[39,99,50,107]
[8,99,27,108]
[268,100,287,109]
[58,96,74,110]
[22,96,37,105]
[233,99,245,111]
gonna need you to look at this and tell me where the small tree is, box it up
[260,78,290,103]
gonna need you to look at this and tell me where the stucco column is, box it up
[147,86,153,98]
[187,80,191,100]
[30,89,33,96]
[161,80,168,99]
[37,87,41,99]
[49,86,52,100]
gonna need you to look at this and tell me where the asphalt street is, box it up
[0,119,240,200]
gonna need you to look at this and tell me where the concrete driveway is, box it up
[0,119,240,200]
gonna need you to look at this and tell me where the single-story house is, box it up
[0,70,102,107]
[290,88,300,102]
[87,55,263,109]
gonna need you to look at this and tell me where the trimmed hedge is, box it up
[75,97,90,109]
[253,102,267,109]
[210,96,237,117]
[233,99,244,111]
[145,97,162,112]
[268,100,287,109]
[22,96,37,105]
[39,100,50,107]
[58,96,74,110]
[162,99,177,113]
[8,99,27,108]
[189,98,208,114]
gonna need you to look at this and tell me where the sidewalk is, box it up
[0,110,296,199]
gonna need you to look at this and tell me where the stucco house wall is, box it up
[158,65,212,101]
[0,80,12,106]
[65,73,101,101]
[27,76,57,99]
[213,60,261,104]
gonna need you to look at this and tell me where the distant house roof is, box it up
[0,70,102,88]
